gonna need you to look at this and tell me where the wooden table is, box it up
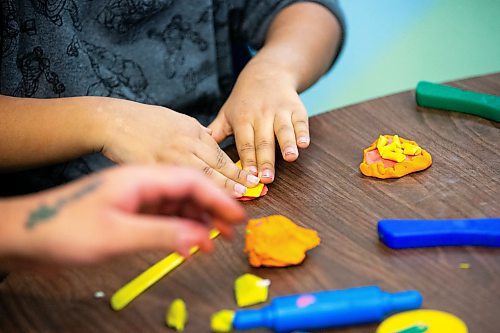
[1,74,499,332]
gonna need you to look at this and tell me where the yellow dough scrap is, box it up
[211,310,235,333]
[377,135,388,149]
[392,135,402,148]
[234,273,270,307]
[402,142,422,155]
[381,150,406,163]
[166,298,188,331]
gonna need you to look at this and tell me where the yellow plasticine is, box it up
[211,310,235,333]
[235,160,264,198]
[235,274,270,307]
[377,135,388,148]
[402,142,421,155]
[393,135,402,148]
[244,183,265,198]
[377,145,389,156]
[379,142,401,154]
[381,151,406,163]
[166,298,188,331]
[403,145,419,155]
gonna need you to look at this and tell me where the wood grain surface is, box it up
[1,74,499,333]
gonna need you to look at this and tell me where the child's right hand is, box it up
[94,99,260,197]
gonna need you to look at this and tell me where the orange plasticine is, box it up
[360,135,432,179]
[245,215,320,267]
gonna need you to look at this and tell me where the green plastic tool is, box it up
[416,81,500,122]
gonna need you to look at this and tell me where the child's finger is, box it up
[190,157,247,199]
[274,113,299,162]
[197,133,260,189]
[254,119,275,183]
[234,124,258,175]
[208,112,232,143]
[292,109,310,148]
[202,125,213,135]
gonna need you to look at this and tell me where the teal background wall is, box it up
[301,0,500,116]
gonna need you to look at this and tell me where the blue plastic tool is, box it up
[378,218,500,249]
[232,286,422,332]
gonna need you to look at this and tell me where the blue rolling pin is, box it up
[233,286,422,332]
[378,218,500,249]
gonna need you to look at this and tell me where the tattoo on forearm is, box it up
[26,179,102,229]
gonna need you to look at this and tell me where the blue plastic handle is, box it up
[378,218,500,249]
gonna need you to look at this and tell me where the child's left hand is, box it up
[209,61,310,183]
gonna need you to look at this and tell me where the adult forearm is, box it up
[0,95,108,171]
[251,2,342,92]
[0,198,29,265]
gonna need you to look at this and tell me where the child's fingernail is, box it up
[234,183,247,195]
[247,174,260,185]
[298,136,309,144]
[284,147,298,156]
[248,166,258,175]
[262,169,273,179]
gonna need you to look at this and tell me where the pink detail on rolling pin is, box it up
[296,295,316,308]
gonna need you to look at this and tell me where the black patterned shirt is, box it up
[0,0,343,194]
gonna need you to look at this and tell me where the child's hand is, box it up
[95,100,259,196]
[208,61,310,183]
[0,166,246,270]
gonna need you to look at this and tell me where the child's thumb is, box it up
[208,113,233,143]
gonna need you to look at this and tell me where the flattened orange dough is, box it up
[245,215,320,267]
[360,135,432,179]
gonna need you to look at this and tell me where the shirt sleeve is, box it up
[230,0,345,53]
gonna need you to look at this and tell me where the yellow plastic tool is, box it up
[377,309,467,333]
[110,229,220,311]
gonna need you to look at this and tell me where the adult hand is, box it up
[0,166,247,270]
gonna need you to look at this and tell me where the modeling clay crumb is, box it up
[211,310,235,333]
[166,298,188,331]
[235,273,270,307]
[377,135,388,148]
[360,134,432,179]
[381,150,406,163]
[392,135,402,148]
[245,215,320,267]
[401,142,421,155]
[459,263,470,269]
